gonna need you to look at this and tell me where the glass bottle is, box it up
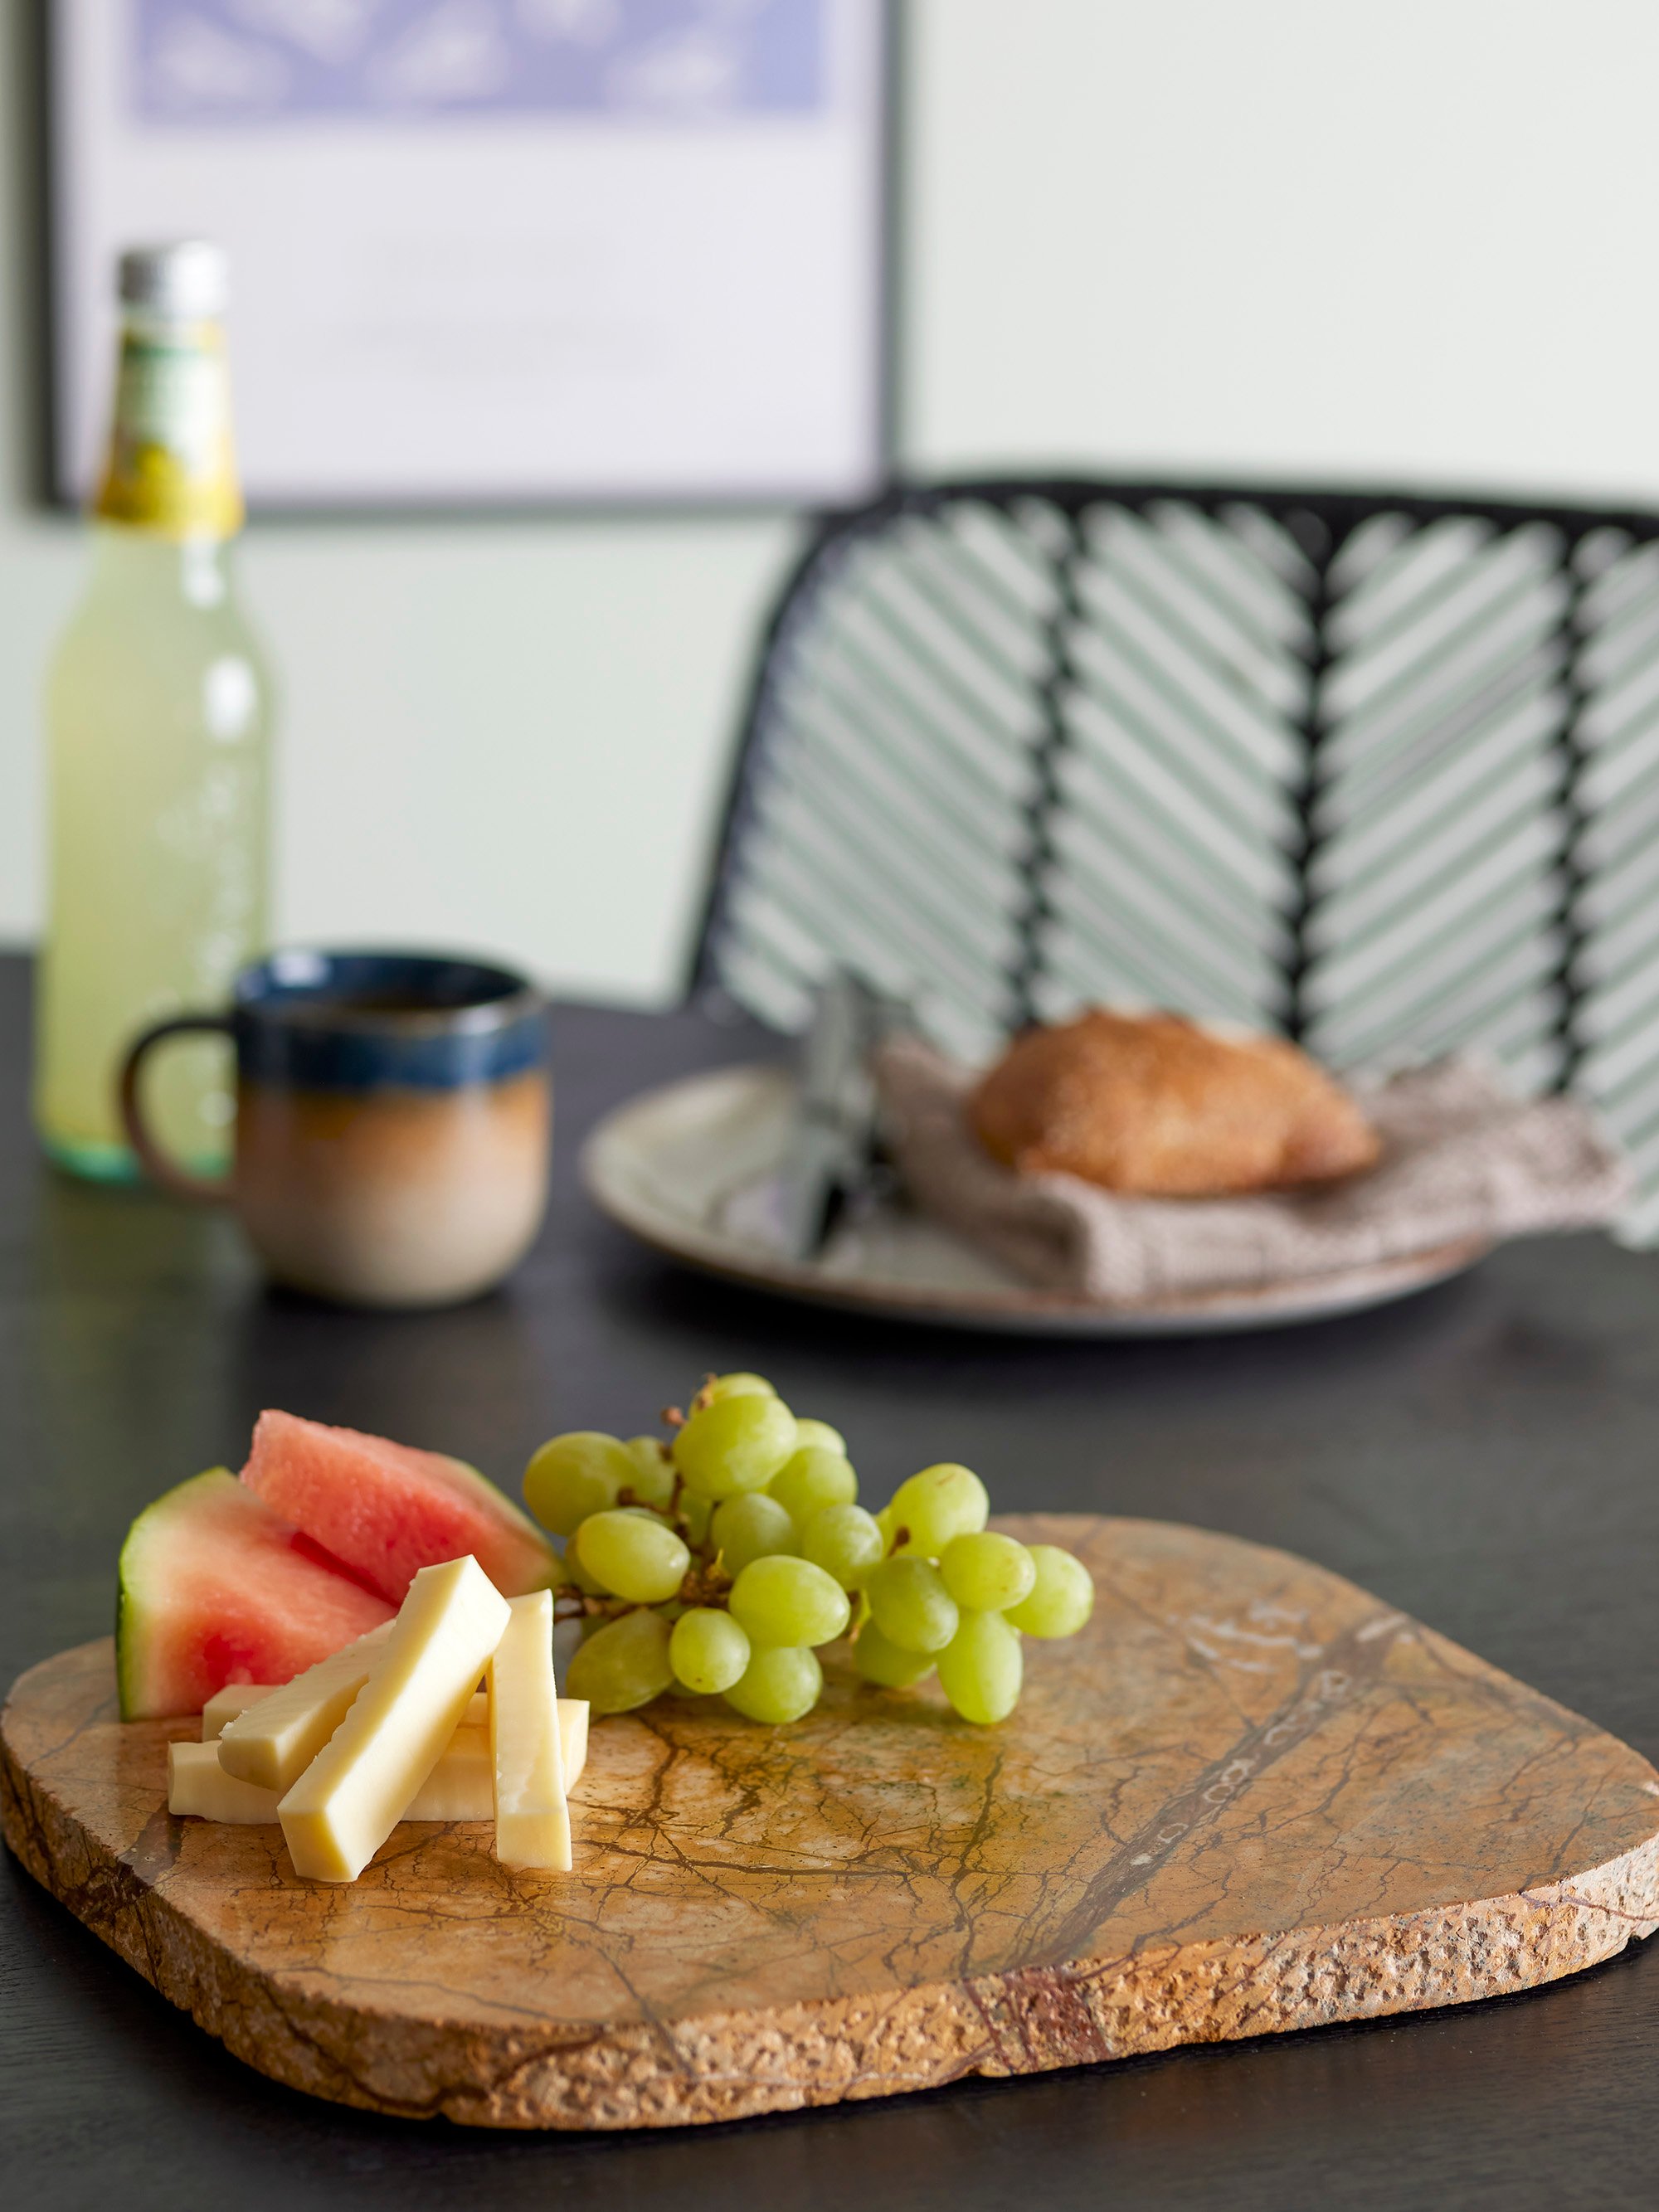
[36,241,272,1180]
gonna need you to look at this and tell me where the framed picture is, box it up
[46,0,893,510]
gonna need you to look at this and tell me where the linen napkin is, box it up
[873,1036,1631,1304]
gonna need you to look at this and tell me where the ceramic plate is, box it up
[581,1064,1487,1337]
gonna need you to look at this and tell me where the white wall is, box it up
[6,0,1659,1004]
[908,1,1659,493]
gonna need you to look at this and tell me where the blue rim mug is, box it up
[119,949,551,1308]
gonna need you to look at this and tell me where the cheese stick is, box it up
[217,1622,393,1791]
[201,1683,275,1738]
[489,1588,571,1871]
[169,1741,289,1823]
[172,1704,589,1823]
[278,1556,510,1881]
[204,1683,489,1742]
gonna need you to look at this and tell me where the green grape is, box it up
[711,1491,798,1576]
[866,1554,959,1653]
[1004,1545,1095,1638]
[696,1370,776,1407]
[885,1464,989,1555]
[768,1445,858,1523]
[673,1393,798,1500]
[559,1541,609,1596]
[620,1434,677,1511]
[854,1621,937,1689]
[874,1501,904,1553]
[937,1609,1023,1723]
[574,1510,690,1605]
[565,1608,674,1714]
[669,1607,752,1694]
[523,1431,635,1537]
[723,1643,822,1723]
[680,1492,713,1548]
[728,1555,851,1648]
[800,1502,885,1588]
[791,1417,846,1456]
[939,1531,1037,1613]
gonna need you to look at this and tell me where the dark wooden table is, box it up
[1,952,1654,2210]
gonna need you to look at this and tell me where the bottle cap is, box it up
[117,241,230,318]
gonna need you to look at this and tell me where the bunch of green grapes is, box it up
[521,1372,1093,1727]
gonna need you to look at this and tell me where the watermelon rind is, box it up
[117,1466,232,1720]
[116,1462,393,1720]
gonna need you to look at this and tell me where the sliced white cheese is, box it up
[489,1587,572,1871]
[169,1739,286,1822]
[560,1698,589,1792]
[174,1733,497,1826]
[217,1622,393,1791]
[172,1709,589,1824]
[201,1683,274,1740]
[403,1724,493,1820]
[279,1556,510,1882]
[205,1683,489,1742]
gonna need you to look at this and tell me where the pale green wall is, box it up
[6,2,1659,1003]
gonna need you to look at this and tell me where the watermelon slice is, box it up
[240,1409,557,1605]
[117,1468,394,1719]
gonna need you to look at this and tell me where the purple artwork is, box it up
[130,0,825,122]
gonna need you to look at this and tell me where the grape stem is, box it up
[677,1561,732,1609]
[553,1534,732,1626]
[552,1592,637,1623]
[618,1467,703,1552]
[612,1458,703,1546]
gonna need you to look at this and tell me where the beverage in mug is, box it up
[120,951,550,1309]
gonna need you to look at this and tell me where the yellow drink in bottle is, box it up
[36,241,271,1179]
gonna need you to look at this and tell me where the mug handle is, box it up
[118,1014,235,1204]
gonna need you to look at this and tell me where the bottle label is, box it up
[95,323,245,538]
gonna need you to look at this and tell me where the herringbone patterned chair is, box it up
[689,479,1659,1241]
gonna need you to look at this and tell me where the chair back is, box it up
[690,478,1659,1239]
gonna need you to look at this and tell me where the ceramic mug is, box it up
[119,949,550,1308]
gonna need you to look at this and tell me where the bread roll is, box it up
[969,1009,1379,1198]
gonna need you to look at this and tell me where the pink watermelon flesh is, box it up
[240,1409,557,1604]
[117,1467,394,1719]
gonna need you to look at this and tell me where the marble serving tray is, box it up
[4,1515,1656,2130]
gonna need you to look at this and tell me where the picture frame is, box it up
[45,0,895,513]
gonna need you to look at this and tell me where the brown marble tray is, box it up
[3,1514,1657,2131]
